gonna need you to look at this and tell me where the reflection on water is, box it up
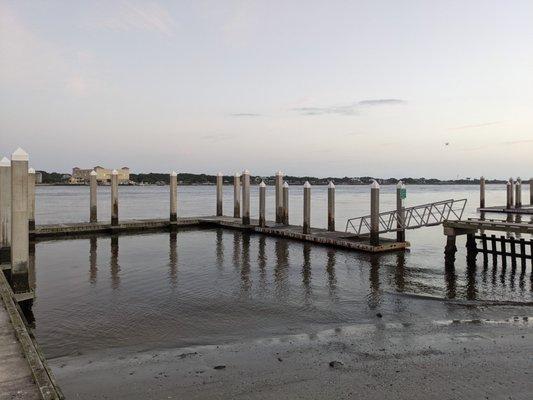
[30,227,532,359]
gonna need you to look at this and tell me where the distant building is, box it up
[70,166,130,184]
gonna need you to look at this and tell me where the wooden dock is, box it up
[31,216,409,252]
[478,205,533,215]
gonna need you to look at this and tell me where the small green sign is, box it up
[400,188,407,199]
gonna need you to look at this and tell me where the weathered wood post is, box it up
[282,182,289,225]
[515,177,522,208]
[27,168,35,231]
[11,148,29,291]
[242,170,250,225]
[396,180,405,242]
[111,169,119,226]
[216,172,223,217]
[479,176,485,208]
[530,177,533,205]
[370,180,380,246]
[275,171,283,223]
[233,172,241,218]
[303,181,311,234]
[259,181,266,228]
[170,171,177,222]
[328,181,335,232]
[0,157,11,262]
[506,180,512,209]
[509,177,515,207]
[90,170,97,223]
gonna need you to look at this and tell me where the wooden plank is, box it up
[500,236,507,268]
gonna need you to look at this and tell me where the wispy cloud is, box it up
[450,121,502,131]
[293,99,405,116]
[229,113,261,117]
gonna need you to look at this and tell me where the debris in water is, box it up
[329,361,343,368]
[213,365,226,370]
[376,313,383,318]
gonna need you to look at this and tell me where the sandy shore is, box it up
[49,304,532,400]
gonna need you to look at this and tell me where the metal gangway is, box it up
[345,198,467,235]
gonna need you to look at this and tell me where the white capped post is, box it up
[170,171,177,222]
[327,181,335,232]
[506,180,512,209]
[282,182,289,225]
[515,177,522,208]
[275,171,284,223]
[509,177,515,207]
[479,176,485,209]
[216,172,223,217]
[90,170,97,223]
[370,180,380,246]
[111,169,119,226]
[233,172,241,218]
[10,148,29,291]
[0,157,11,261]
[28,168,36,230]
[242,170,250,225]
[530,177,533,206]
[259,181,266,228]
[396,181,405,242]
[303,181,311,234]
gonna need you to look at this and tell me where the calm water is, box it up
[29,185,532,359]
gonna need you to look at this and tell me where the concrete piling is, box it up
[327,181,335,232]
[10,148,29,292]
[275,171,283,223]
[509,177,515,207]
[282,182,289,225]
[0,157,11,262]
[259,181,266,228]
[515,177,521,208]
[370,180,380,246]
[27,168,35,231]
[506,181,512,209]
[170,171,177,222]
[216,172,223,217]
[303,181,311,234]
[90,170,97,223]
[396,181,405,242]
[233,173,241,218]
[111,169,119,226]
[479,176,485,208]
[242,170,250,225]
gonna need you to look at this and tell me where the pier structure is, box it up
[233,172,240,218]
[111,169,119,226]
[216,172,223,217]
[479,176,533,214]
[28,168,36,231]
[396,181,406,242]
[327,181,335,232]
[90,170,97,223]
[275,171,283,223]
[170,171,177,222]
[0,157,10,262]
[303,181,311,234]
[282,182,289,225]
[258,181,266,228]
[242,170,250,225]
[370,181,380,246]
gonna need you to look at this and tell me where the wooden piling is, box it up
[509,236,517,268]
[509,178,515,207]
[170,171,177,222]
[27,168,35,231]
[506,181,512,209]
[396,181,405,242]
[515,178,521,208]
[275,171,283,223]
[530,177,533,205]
[490,234,497,266]
[259,181,266,228]
[303,181,311,234]
[479,176,485,208]
[0,157,10,261]
[216,172,223,217]
[500,235,507,268]
[242,170,250,225]
[111,169,119,226]
[10,148,29,292]
[328,181,335,232]
[90,170,97,223]
[233,173,240,218]
[370,180,380,246]
[282,182,289,225]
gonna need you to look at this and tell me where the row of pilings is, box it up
[479,176,533,209]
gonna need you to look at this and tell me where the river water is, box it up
[29,184,532,359]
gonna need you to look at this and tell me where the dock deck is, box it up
[478,204,533,215]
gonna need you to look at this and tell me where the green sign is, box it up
[400,188,407,199]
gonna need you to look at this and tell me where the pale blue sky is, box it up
[1,0,532,178]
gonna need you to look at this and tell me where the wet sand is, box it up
[50,305,532,400]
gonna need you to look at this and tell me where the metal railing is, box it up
[345,198,467,235]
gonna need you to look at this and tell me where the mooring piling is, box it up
[303,181,311,234]
[242,170,250,225]
[509,177,515,207]
[10,148,29,291]
[396,180,405,242]
[27,168,35,231]
[370,180,380,246]
[530,177,533,205]
[515,177,521,208]
[282,182,289,225]
[328,181,335,232]
[0,157,11,262]
[479,176,485,208]
[216,172,223,217]
[506,180,512,209]
[233,172,241,218]
[275,171,283,223]
[170,171,177,222]
[259,181,266,228]
[90,170,97,223]
[111,169,119,226]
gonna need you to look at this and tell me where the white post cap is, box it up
[90,170,97,176]
[28,167,35,174]
[217,172,223,177]
[396,180,403,188]
[328,181,335,189]
[517,177,521,182]
[303,181,311,188]
[112,169,118,175]
[259,181,266,187]
[283,182,289,188]
[0,157,10,167]
[234,172,240,177]
[243,169,250,175]
[276,170,283,176]
[170,171,177,176]
[507,181,511,186]
[12,147,29,161]
[480,176,484,180]
[371,180,380,189]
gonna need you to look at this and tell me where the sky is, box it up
[0,0,532,179]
